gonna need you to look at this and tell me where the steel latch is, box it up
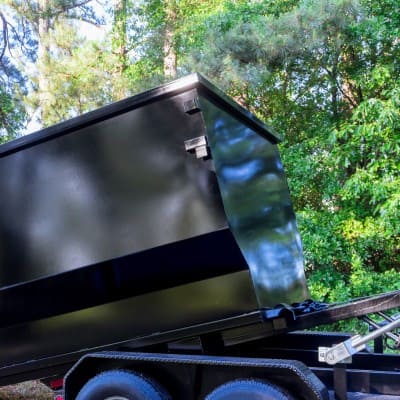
[184,136,210,159]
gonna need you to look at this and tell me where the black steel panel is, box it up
[0,229,250,327]
[0,270,257,373]
[0,90,227,286]
[199,96,309,307]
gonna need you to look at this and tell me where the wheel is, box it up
[205,379,295,400]
[76,370,170,400]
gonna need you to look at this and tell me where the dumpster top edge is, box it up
[0,73,280,157]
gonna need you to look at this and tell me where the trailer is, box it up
[0,73,399,399]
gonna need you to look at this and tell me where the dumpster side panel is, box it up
[0,90,226,287]
[199,96,309,307]
[0,269,258,378]
[0,228,252,328]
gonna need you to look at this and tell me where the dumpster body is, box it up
[0,74,307,379]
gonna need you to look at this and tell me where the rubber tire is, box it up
[205,379,295,400]
[76,370,170,400]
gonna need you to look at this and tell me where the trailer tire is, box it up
[75,370,170,400]
[205,379,295,400]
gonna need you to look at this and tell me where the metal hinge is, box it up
[184,135,210,159]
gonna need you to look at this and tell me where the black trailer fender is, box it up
[63,351,329,400]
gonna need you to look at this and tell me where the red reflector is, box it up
[50,378,64,389]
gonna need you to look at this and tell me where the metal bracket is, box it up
[319,315,400,365]
[183,97,201,114]
[184,136,210,159]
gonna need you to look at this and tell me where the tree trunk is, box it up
[340,46,363,109]
[163,0,177,79]
[112,0,127,99]
[38,0,51,125]
[330,58,339,122]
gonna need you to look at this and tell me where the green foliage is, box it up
[302,85,400,326]
[185,0,363,138]
[0,86,25,141]
[308,258,400,303]
[0,6,28,138]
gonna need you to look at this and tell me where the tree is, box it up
[0,6,27,139]
[124,0,229,88]
[162,0,177,78]
[111,0,128,99]
[2,0,102,126]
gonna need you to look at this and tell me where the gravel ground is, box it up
[0,381,53,400]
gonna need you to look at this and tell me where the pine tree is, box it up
[0,6,27,138]
[2,0,101,126]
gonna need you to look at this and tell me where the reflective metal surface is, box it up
[0,228,251,327]
[199,96,309,307]
[0,270,257,370]
[0,89,226,286]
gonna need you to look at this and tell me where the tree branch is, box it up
[0,11,8,62]
[53,0,96,18]
[322,65,358,108]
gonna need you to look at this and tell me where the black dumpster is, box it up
[0,74,308,380]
